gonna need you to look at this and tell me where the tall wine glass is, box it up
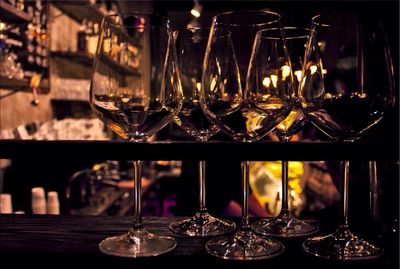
[201,11,292,260]
[90,14,182,257]
[300,12,395,260]
[252,27,318,237]
[169,27,236,236]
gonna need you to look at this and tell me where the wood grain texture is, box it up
[0,215,396,269]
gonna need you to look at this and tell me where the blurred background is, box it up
[0,1,398,243]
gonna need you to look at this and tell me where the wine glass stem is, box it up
[340,160,350,228]
[132,160,143,229]
[241,160,251,229]
[199,160,207,212]
[281,160,289,212]
[279,135,292,214]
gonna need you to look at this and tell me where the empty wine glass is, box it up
[201,11,292,260]
[90,14,182,257]
[251,27,318,237]
[300,12,395,260]
[169,27,236,236]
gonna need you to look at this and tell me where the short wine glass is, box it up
[201,11,292,260]
[169,27,236,237]
[300,12,396,260]
[251,27,318,237]
[90,14,182,257]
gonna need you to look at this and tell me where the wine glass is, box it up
[169,27,236,236]
[90,14,183,257]
[300,12,395,260]
[201,11,292,260]
[251,27,318,237]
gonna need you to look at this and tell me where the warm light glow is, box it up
[294,70,302,82]
[196,82,201,92]
[322,69,327,75]
[210,76,217,93]
[271,75,278,88]
[262,77,271,88]
[281,65,291,80]
[191,9,201,18]
[0,22,5,31]
[310,65,318,74]
[190,0,202,18]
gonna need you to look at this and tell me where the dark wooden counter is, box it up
[0,215,397,268]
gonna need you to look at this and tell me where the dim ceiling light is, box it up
[191,0,202,18]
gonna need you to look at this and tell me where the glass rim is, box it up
[257,27,311,40]
[103,13,171,29]
[212,10,281,27]
[311,14,331,27]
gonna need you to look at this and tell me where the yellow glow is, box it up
[196,82,201,92]
[262,77,271,88]
[0,22,6,31]
[271,75,278,88]
[191,9,201,18]
[281,65,291,80]
[210,77,217,93]
[294,70,302,82]
[322,69,327,75]
[310,65,318,74]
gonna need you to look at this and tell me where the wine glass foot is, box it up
[252,211,318,237]
[303,227,383,260]
[99,227,176,257]
[205,228,284,260]
[169,211,236,237]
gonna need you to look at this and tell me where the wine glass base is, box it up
[169,211,236,237]
[205,228,284,260]
[252,212,318,237]
[99,227,176,258]
[303,227,383,260]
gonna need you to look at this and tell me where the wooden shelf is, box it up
[52,1,103,24]
[51,51,141,77]
[51,51,94,67]
[0,139,397,161]
[0,0,31,22]
[0,76,50,94]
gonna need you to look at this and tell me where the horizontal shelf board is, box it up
[52,1,103,24]
[0,0,31,22]
[0,77,50,93]
[0,139,397,161]
[51,51,141,76]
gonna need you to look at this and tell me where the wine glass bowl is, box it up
[169,27,236,237]
[201,11,291,260]
[301,12,395,260]
[90,13,182,257]
[251,27,318,238]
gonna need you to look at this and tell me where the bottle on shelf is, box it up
[86,21,98,55]
[77,19,87,53]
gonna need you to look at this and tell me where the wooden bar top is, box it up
[0,215,397,268]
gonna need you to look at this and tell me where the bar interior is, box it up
[0,0,398,268]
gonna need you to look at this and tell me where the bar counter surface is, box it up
[0,215,397,268]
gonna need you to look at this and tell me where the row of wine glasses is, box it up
[89,10,395,260]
